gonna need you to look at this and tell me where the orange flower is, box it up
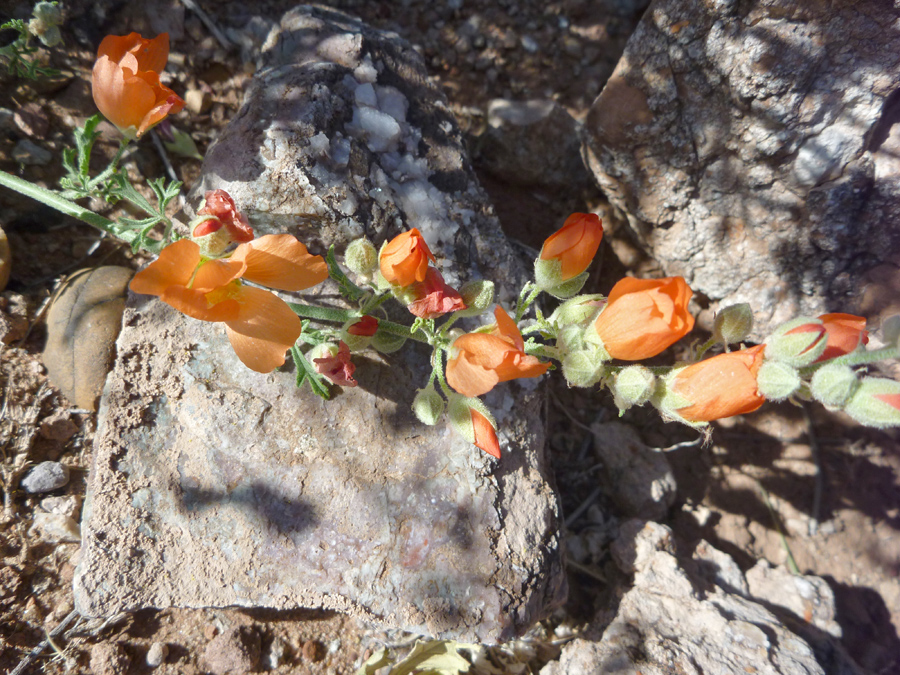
[539,213,604,281]
[471,408,501,459]
[593,276,694,360]
[380,229,435,287]
[816,313,869,362]
[446,306,550,397]
[92,32,185,139]
[347,315,379,337]
[406,267,466,319]
[130,235,328,372]
[670,345,766,422]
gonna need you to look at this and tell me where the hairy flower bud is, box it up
[371,329,407,354]
[810,363,859,409]
[344,238,378,278]
[455,279,495,317]
[764,317,827,367]
[611,365,655,413]
[713,303,753,345]
[535,213,603,295]
[412,387,445,426]
[561,350,605,388]
[447,395,501,458]
[842,377,900,428]
[755,360,801,402]
[548,294,605,329]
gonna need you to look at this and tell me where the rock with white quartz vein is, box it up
[583,0,900,336]
[74,5,565,642]
[188,4,521,296]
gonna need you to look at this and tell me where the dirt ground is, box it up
[1,0,899,673]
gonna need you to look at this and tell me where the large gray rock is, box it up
[583,0,900,336]
[543,520,861,675]
[74,5,565,642]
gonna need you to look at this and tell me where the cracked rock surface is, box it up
[74,5,565,642]
[583,0,900,336]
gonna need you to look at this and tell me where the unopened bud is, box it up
[561,350,605,388]
[713,303,753,345]
[810,363,858,409]
[842,377,900,428]
[548,294,605,329]
[455,279,495,317]
[755,361,801,402]
[344,238,378,278]
[308,342,337,362]
[371,329,406,354]
[764,316,827,367]
[29,2,63,47]
[412,387,445,426]
[536,269,589,300]
[611,365,655,412]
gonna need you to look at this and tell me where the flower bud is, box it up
[561,350,605,388]
[764,317,827,367]
[842,377,900,428]
[534,267,589,300]
[535,213,603,289]
[713,303,753,345]
[308,342,338,362]
[755,360,801,402]
[344,238,378,278]
[810,363,858,409]
[447,395,501,458]
[548,294,605,329]
[454,279,495,317]
[371,329,407,354]
[29,2,63,47]
[611,365,655,412]
[412,387,445,426]
[341,315,379,351]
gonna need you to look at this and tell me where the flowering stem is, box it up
[799,344,900,375]
[288,302,431,344]
[515,283,541,323]
[0,169,118,234]
[694,337,719,360]
[524,341,560,361]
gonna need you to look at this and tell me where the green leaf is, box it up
[326,245,366,302]
[290,345,332,400]
[163,126,204,160]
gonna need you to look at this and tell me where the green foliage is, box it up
[327,245,366,302]
[290,343,332,400]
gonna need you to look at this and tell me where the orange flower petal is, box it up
[231,235,328,292]
[130,239,200,296]
[224,286,303,373]
[471,409,501,459]
[97,32,169,73]
[673,345,766,422]
[492,305,524,351]
[379,229,435,287]
[446,353,501,398]
[160,285,241,322]
[539,213,604,280]
[816,313,869,362]
[191,257,246,292]
[594,276,694,360]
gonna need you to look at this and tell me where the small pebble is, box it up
[89,642,130,675]
[301,640,324,662]
[146,641,169,667]
[39,411,78,442]
[185,89,213,115]
[21,461,69,493]
[202,626,260,675]
[264,636,287,669]
[31,512,80,543]
[12,139,53,165]
[40,495,80,519]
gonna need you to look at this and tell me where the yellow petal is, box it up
[224,286,303,372]
[231,235,328,291]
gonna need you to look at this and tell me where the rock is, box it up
[42,266,133,410]
[0,292,28,344]
[591,422,676,520]
[0,225,10,291]
[201,626,261,675]
[12,139,53,165]
[31,511,80,543]
[264,636,287,669]
[543,520,862,675]
[40,495,81,520]
[746,559,842,638]
[21,461,69,493]
[185,88,212,115]
[479,98,590,190]
[583,0,900,336]
[39,410,78,442]
[74,6,565,643]
[146,641,169,667]
[89,642,130,675]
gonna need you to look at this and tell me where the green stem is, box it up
[694,337,718,360]
[799,344,900,376]
[88,138,129,190]
[433,348,452,398]
[515,284,541,323]
[0,169,118,234]
[287,302,431,344]
[524,342,561,361]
